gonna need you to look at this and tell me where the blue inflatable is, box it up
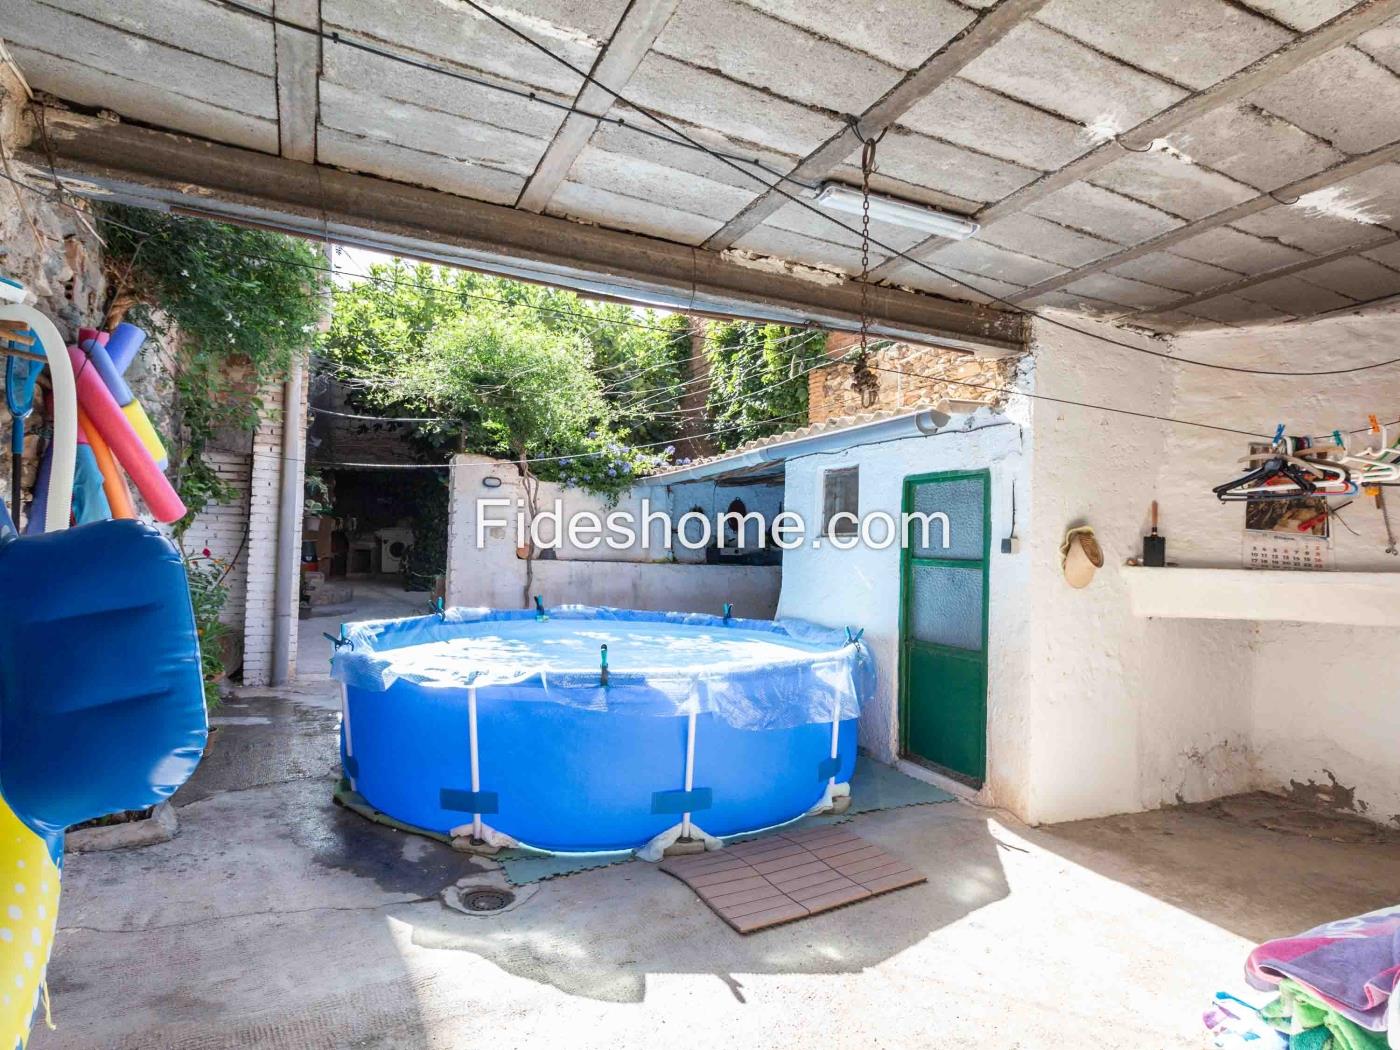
[334,607,872,854]
[0,519,207,1047]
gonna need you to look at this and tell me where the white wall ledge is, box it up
[1124,566,1400,627]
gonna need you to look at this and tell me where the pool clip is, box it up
[534,595,548,621]
[722,603,732,622]
[323,629,350,652]
[844,627,864,645]
[599,643,609,687]
[427,596,445,619]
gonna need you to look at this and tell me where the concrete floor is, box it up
[32,679,1400,1050]
[297,576,425,681]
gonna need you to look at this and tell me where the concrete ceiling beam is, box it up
[1008,138,1400,304]
[1127,228,1400,319]
[515,0,682,214]
[31,110,1024,354]
[868,0,1400,282]
[700,0,1054,252]
[272,0,320,163]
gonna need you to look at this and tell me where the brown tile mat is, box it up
[659,826,925,933]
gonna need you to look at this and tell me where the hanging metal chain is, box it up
[851,126,883,410]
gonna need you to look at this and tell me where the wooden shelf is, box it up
[1123,566,1400,627]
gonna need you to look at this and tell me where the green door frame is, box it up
[898,468,991,785]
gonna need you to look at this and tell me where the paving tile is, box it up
[661,831,925,934]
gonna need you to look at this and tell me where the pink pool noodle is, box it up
[66,344,185,523]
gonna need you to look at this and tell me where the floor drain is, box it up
[461,888,513,912]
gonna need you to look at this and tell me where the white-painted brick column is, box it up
[241,381,290,686]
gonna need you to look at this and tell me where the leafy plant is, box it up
[321,260,691,473]
[181,545,231,709]
[304,469,333,517]
[705,321,828,451]
[98,204,325,531]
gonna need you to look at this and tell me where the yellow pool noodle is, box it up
[121,399,168,469]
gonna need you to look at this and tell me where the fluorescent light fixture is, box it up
[814,183,979,240]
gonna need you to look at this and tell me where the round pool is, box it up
[331,607,872,853]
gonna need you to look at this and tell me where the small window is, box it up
[823,467,859,537]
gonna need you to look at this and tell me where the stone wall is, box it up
[0,60,106,516]
[808,332,1017,424]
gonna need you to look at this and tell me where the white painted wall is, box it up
[775,407,1035,814]
[1024,310,1400,826]
[444,454,781,616]
[531,560,779,618]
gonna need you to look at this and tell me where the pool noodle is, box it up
[79,407,135,519]
[66,345,185,523]
[105,322,147,375]
[78,334,167,468]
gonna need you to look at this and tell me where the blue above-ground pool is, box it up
[332,606,873,853]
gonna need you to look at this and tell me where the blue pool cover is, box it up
[332,606,874,852]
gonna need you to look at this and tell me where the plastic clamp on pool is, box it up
[427,596,445,620]
[844,626,864,644]
[599,643,609,686]
[533,595,548,621]
[722,602,732,622]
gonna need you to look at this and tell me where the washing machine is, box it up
[377,527,415,574]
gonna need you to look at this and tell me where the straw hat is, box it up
[1060,526,1103,588]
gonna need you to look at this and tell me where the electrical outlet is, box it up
[1001,537,1020,555]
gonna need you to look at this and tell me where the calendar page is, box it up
[1242,531,1332,571]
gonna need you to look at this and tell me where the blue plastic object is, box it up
[5,353,41,456]
[71,444,112,524]
[334,607,871,852]
[24,442,51,535]
[104,322,147,375]
[0,519,208,843]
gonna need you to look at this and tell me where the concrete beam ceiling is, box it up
[5,0,1400,333]
[28,112,1024,353]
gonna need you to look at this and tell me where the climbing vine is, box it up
[98,203,325,529]
[705,321,829,452]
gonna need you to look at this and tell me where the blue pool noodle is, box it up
[105,323,147,375]
[78,335,135,406]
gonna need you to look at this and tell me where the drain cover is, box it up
[461,888,513,912]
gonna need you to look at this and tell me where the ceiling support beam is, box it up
[1128,229,1400,318]
[272,0,321,163]
[31,111,1024,354]
[868,0,1400,281]
[700,0,1054,251]
[1005,139,1400,303]
[515,0,681,213]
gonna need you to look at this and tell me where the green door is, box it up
[899,470,989,785]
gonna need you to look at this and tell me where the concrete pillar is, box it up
[444,453,525,609]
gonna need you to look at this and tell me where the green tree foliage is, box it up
[704,321,829,452]
[322,260,686,498]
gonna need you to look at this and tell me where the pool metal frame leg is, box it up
[680,711,697,841]
[468,686,482,843]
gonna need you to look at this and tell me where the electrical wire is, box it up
[5,162,1388,450]
[207,0,822,193]
[287,403,814,471]
[442,0,1400,379]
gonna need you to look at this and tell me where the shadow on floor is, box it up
[402,804,1010,1003]
[1029,791,1400,945]
[36,684,1013,1048]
